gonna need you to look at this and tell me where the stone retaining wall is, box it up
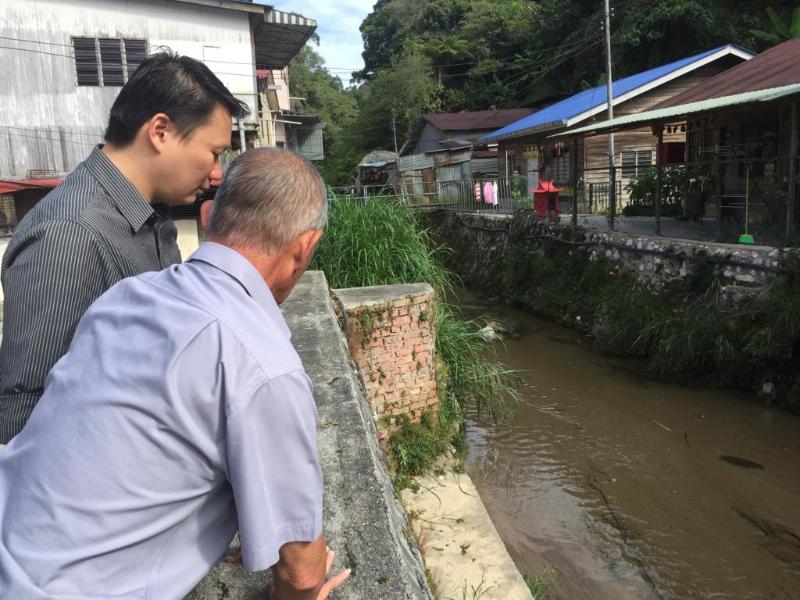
[424,210,784,297]
[335,284,439,424]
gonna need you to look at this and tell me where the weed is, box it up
[449,574,493,600]
[313,196,520,474]
[525,569,552,600]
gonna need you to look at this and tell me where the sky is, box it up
[272,0,375,84]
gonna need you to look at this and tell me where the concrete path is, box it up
[402,472,533,600]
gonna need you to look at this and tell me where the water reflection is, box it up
[460,290,800,600]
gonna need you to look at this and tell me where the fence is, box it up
[330,149,798,246]
[330,175,581,215]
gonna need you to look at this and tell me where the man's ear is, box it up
[144,113,173,153]
[200,200,215,231]
[293,229,324,264]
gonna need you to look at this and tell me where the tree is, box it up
[359,45,443,151]
[751,5,800,44]
[288,45,359,185]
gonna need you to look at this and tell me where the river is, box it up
[459,291,800,600]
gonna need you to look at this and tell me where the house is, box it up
[400,109,535,156]
[558,38,800,241]
[478,45,754,210]
[0,0,317,252]
[257,69,325,160]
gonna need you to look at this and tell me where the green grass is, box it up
[312,197,452,291]
[524,569,551,600]
[313,196,519,476]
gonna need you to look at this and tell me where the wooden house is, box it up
[478,45,754,210]
[400,109,534,156]
[559,38,800,240]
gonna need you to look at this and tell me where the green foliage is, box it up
[622,166,686,217]
[434,302,519,421]
[311,197,452,291]
[287,45,361,186]
[594,283,668,357]
[312,197,520,476]
[524,570,552,600]
[751,5,800,44]
[362,46,443,145]
[389,412,453,476]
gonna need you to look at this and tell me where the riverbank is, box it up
[402,468,534,600]
[423,210,800,409]
[459,290,800,600]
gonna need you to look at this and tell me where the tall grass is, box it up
[313,196,519,475]
[312,198,452,291]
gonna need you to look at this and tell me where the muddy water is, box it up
[459,293,800,600]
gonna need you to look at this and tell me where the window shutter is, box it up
[621,151,636,179]
[99,38,124,86]
[124,39,147,78]
[73,37,99,86]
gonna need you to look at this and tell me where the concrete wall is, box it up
[0,0,258,177]
[187,271,434,599]
[336,284,439,423]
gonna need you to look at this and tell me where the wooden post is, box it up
[655,124,663,236]
[787,100,798,238]
[571,136,579,226]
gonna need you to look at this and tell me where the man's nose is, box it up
[210,160,223,182]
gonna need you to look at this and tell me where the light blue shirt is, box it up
[0,242,323,600]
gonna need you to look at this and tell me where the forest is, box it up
[287,0,799,185]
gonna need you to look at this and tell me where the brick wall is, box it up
[335,284,439,424]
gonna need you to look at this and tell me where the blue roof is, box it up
[479,45,751,143]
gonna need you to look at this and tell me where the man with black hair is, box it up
[0,51,249,443]
[0,148,350,600]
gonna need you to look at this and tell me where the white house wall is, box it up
[0,0,258,177]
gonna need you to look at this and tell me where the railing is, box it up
[329,177,538,213]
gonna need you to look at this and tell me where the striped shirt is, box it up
[0,147,181,443]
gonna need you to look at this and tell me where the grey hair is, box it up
[207,147,327,252]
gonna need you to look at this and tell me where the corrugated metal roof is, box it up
[553,83,800,137]
[397,154,434,172]
[479,44,753,143]
[424,109,535,132]
[657,38,800,108]
[0,178,62,195]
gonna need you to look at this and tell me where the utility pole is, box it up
[391,111,399,156]
[604,0,616,230]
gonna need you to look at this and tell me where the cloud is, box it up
[273,0,374,84]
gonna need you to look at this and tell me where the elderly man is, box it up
[0,148,348,600]
[0,51,248,443]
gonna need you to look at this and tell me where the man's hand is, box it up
[316,546,351,600]
[271,536,350,600]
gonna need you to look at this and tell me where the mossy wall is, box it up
[423,210,800,409]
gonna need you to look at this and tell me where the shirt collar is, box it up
[84,146,156,232]
[187,242,278,315]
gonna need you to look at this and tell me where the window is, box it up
[621,149,653,179]
[549,143,570,184]
[72,37,147,86]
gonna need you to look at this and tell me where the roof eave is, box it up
[166,0,264,15]
[253,9,317,70]
[551,83,800,138]
[480,120,568,144]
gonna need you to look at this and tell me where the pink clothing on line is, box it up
[483,181,494,205]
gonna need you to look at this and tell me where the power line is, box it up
[0,125,103,141]
[0,45,261,80]
[0,129,97,148]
